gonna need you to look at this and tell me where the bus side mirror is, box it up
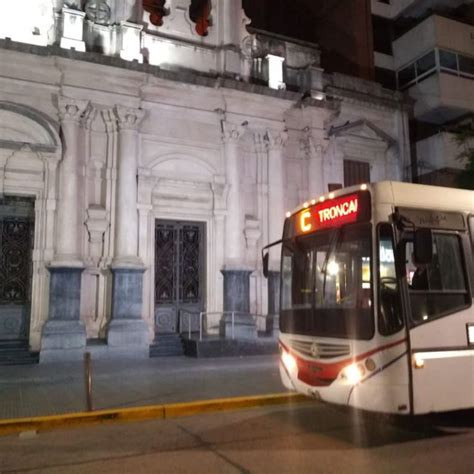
[414,228,433,265]
[262,252,269,279]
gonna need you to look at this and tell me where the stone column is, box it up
[41,97,90,362]
[107,106,148,357]
[304,127,326,199]
[266,129,287,265]
[220,119,255,338]
[265,129,287,333]
[222,123,245,267]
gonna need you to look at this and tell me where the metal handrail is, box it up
[181,310,268,341]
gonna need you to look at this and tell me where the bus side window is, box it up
[378,224,403,335]
[406,232,470,322]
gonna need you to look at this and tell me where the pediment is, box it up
[328,119,396,146]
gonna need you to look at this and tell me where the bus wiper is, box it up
[321,227,342,302]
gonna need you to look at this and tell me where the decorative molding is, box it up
[101,108,118,133]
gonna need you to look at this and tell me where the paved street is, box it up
[0,355,282,419]
[1,402,474,473]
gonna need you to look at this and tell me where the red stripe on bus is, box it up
[280,337,407,387]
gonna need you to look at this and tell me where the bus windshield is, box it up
[280,223,373,340]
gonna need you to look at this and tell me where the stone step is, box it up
[0,351,39,366]
[0,339,39,365]
[149,334,185,357]
[0,339,29,349]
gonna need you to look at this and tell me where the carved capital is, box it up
[265,130,288,150]
[221,119,248,145]
[58,97,90,124]
[114,106,145,131]
[301,127,328,156]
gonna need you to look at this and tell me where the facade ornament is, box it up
[220,116,248,144]
[301,126,328,156]
[264,129,288,150]
[114,106,145,131]
[85,0,111,24]
[58,97,90,123]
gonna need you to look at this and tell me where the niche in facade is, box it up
[143,0,170,26]
[189,0,212,36]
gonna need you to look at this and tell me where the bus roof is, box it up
[288,181,474,217]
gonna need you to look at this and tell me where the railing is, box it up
[180,310,269,341]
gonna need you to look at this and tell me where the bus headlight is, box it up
[413,354,425,369]
[281,350,297,373]
[341,363,365,385]
[467,324,474,346]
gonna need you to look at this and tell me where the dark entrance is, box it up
[0,196,34,341]
[154,220,205,334]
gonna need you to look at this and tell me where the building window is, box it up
[459,54,474,76]
[344,160,370,187]
[396,48,474,89]
[398,63,416,88]
[439,49,458,71]
[416,51,436,76]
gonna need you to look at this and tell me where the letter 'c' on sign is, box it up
[300,211,312,232]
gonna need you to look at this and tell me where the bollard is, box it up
[84,352,93,412]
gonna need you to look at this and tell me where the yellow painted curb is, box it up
[0,393,308,437]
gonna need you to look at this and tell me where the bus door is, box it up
[404,230,474,414]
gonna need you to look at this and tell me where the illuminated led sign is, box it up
[287,192,371,237]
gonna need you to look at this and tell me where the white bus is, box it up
[263,181,474,415]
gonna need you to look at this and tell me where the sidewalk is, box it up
[0,355,284,420]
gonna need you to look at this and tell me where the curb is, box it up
[0,392,309,436]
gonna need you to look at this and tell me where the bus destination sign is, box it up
[288,191,371,237]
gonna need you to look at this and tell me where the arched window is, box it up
[143,0,169,26]
[189,0,212,37]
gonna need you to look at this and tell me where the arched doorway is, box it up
[0,102,61,356]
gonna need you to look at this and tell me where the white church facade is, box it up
[0,0,411,361]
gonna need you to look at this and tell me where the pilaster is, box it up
[107,105,149,357]
[41,97,89,362]
[54,96,90,266]
[113,105,145,267]
[303,127,327,199]
[265,129,287,268]
[221,118,247,268]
